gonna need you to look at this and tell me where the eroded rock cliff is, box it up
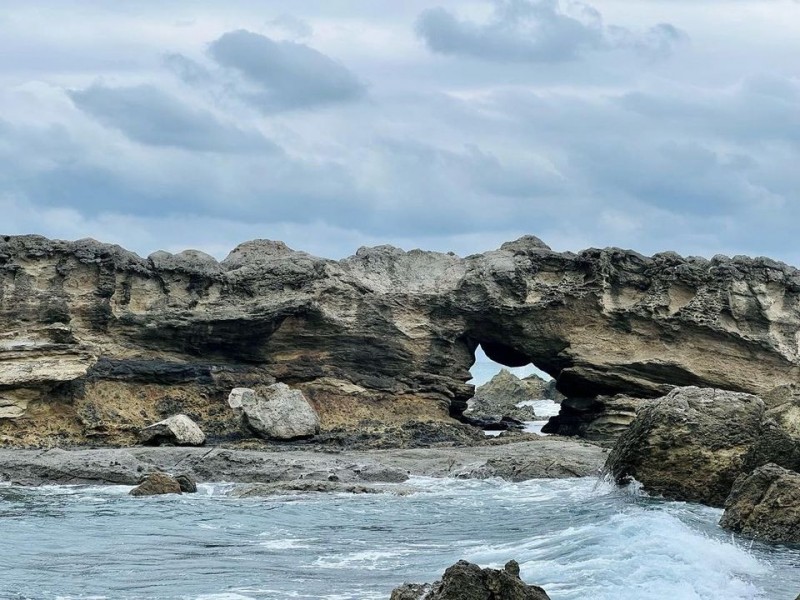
[2,234,799,447]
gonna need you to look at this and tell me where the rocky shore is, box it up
[3,234,800,449]
[0,436,605,487]
[2,234,800,552]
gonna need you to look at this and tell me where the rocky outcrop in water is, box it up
[604,387,765,506]
[390,559,551,600]
[129,471,184,496]
[2,234,800,447]
[720,463,800,543]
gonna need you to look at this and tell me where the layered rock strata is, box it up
[2,234,800,447]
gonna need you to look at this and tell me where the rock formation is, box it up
[228,384,320,440]
[129,471,185,496]
[466,369,559,423]
[743,388,800,474]
[542,395,644,446]
[390,559,551,600]
[139,414,206,446]
[604,387,765,506]
[720,463,800,543]
[2,234,800,447]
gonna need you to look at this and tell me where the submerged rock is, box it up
[129,472,183,496]
[229,384,320,440]
[390,559,551,600]
[604,386,765,506]
[139,414,206,446]
[720,463,800,543]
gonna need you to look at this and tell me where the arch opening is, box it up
[462,343,562,437]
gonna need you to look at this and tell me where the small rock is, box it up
[175,474,198,493]
[139,414,206,446]
[390,559,550,600]
[719,463,800,543]
[129,472,182,496]
[228,383,320,440]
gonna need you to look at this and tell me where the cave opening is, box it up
[464,343,561,436]
[468,345,550,387]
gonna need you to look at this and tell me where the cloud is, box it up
[68,83,278,153]
[267,14,313,39]
[415,0,686,62]
[207,29,366,112]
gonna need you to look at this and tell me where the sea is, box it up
[1,473,798,599]
[1,361,797,599]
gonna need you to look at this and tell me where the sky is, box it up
[1,0,800,264]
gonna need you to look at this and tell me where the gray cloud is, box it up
[68,83,278,153]
[416,0,686,62]
[207,29,366,112]
[267,14,313,39]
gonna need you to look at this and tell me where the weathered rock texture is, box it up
[720,463,800,543]
[228,384,320,440]
[542,395,646,447]
[139,414,205,446]
[129,471,183,496]
[604,387,765,506]
[2,234,800,447]
[744,389,800,474]
[390,560,551,600]
[466,369,559,422]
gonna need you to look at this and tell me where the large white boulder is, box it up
[228,383,320,440]
[139,414,206,446]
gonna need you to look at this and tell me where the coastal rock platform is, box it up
[0,437,605,487]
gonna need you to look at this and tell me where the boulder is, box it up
[139,414,206,446]
[744,393,800,473]
[229,383,320,440]
[542,394,644,446]
[390,559,550,600]
[129,472,183,496]
[604,386,765,506]
[720,463,800,543]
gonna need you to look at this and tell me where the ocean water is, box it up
[0,477,798,600]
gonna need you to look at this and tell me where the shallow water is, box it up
[0,477,798,600]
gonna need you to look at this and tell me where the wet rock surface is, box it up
[129,472,183,496]
[0,438,605,487]
[2,235,800,448]
[604,386,765,506]
[390,559,551,600]
[719,463,800,543]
